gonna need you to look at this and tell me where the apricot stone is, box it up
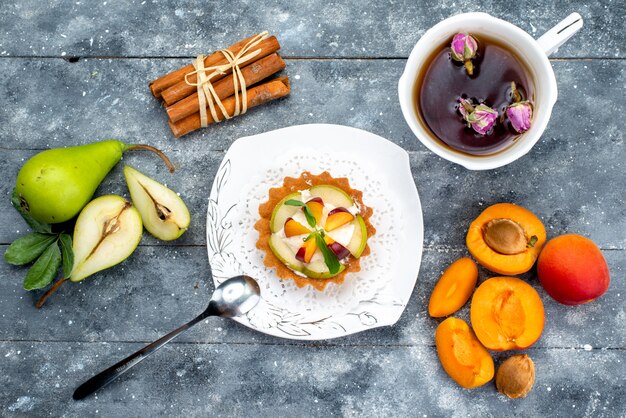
[537,234,610,305]
[466,203,546,276]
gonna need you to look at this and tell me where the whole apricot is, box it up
[537,234,610,305]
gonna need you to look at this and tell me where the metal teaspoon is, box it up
[73,275,261,400]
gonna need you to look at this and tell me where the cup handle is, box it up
[536,12,583,56]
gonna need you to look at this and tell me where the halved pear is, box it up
[124,166,190,241]
[70,195,143,282]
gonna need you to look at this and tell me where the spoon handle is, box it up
[73,312,209,400]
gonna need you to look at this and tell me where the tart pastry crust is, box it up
[255,171,375,291]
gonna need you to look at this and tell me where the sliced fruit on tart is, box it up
[270,192,301,233]
[295,237,318,263]
[266,183,369,280]
[309,185,354,208]
[302,259,347,279]
[284,217,312,237]
[268,233,304,272]
[305,197,324,225]
[321,234,349,260]
[346,215,368,258]
[327,240,351,260]
[325,207,355,231]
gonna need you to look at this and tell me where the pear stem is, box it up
[35,277,67,309]
[127,144,175,173]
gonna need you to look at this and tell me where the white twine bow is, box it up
[184,32,269,127]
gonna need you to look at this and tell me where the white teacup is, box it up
[398,12,583,170]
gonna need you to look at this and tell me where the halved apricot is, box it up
[470,277,544,351]
[466,203,546,275]
[435,317,494,389]
[428,257,478,317]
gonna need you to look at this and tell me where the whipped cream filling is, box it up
[275,188,359,266]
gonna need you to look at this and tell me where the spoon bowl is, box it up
[73,275,261,400]
[210,275,261,318]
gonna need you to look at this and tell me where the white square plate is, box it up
[207,124,423,340]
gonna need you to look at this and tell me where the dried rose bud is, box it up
[506,101,533,133]
[451,33,478,61]
[458,98,498,135]
[451,33,478,75]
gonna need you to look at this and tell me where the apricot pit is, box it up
[467,203,546,275]
[483,218,529,255]
[495,354,535,399]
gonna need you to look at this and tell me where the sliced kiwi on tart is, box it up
[267,185,368,279]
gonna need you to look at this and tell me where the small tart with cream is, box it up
[255,172,375,291]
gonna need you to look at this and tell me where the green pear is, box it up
[15,140,174,224]
[70,195,143,282]
[124,166,190,241]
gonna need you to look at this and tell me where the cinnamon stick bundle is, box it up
[166,53,286,123]
[169,76,291,138]
[160,36,280,106]
[149,34,266,99]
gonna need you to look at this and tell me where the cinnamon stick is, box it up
[166,53,286,123]
[160,36,280,106]
[169,76,291,138]
[149,35,260,99]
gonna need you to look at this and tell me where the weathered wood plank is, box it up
[0,1,620,59]
[0,58,621,154]
[1,246,623,348]
[1,341,624,417]
[1,0,623,415]
[1,59,624,247]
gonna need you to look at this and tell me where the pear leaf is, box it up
[59,233,74,277]
[4,233,58,265]
[24,243,61,290]
[11,188,52,234]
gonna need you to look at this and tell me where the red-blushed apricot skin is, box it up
[470,277,545,351]
[537,234,610,305]
[429,257,478,317]
[435,317,494,389]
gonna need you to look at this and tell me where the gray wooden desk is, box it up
[0,1,624,416]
